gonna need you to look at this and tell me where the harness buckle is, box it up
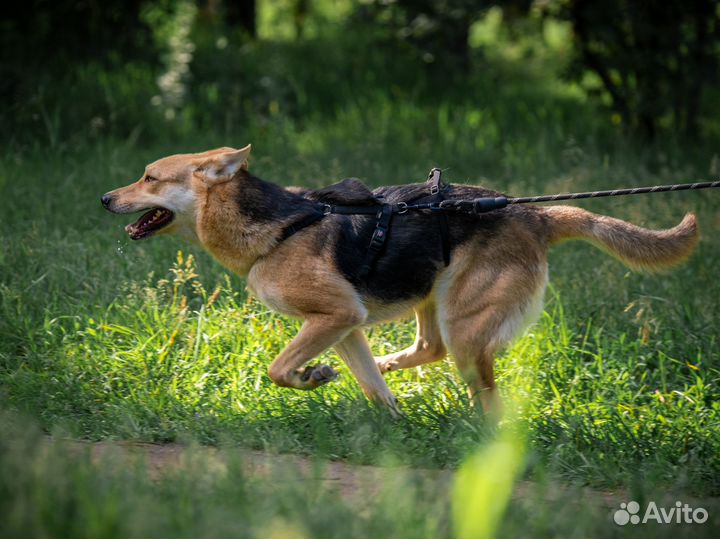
[396,202,408,214]
[322,204,332,215]
[427,168,443,195]
[367,204,393,251]
[368,226,387,250]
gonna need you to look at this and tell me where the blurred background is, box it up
[3,0,720,161]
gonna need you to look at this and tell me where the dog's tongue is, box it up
[126,208,173,240]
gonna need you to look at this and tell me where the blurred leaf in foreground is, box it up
[452,421,526,539]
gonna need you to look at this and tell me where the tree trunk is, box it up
[225,0,256,38]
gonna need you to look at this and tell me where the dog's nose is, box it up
[101,194,113,208]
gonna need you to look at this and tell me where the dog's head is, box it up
[101,145,252,241]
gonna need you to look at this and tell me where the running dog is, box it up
[101,145,698,418]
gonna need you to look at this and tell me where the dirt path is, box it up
[41,436,720,525]
[43,436,635,509]
[44,437,452,499]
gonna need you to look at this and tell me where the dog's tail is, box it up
[544,206,699,271]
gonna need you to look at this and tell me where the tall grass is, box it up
[2,412,718,539]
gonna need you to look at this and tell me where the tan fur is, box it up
[544,206,698,270]
[104,146,700,419]
[432,218,549,419]
[196,180,283,275]
[376,300,447,373]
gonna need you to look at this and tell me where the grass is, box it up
[2,413,719,538]
[1,13,720,538]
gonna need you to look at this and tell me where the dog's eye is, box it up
[144,175,158,183]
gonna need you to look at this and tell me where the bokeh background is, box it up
[4,0,720,153]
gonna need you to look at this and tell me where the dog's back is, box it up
[301,181,543,304]
[300,179,698,310]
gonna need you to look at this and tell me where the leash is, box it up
[281,173,720,280]
[435,179,720,214]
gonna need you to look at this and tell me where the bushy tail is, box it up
[544,206,699,271]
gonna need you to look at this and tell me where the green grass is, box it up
[2,412,719,539]
[2,17,720,538]
[2,109,719,491]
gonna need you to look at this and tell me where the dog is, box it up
[101,145,699,418]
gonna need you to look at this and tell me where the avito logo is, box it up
[614,501,708,526]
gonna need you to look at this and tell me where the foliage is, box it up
[453,423,527,539]
[0,0,155,121]
[550,0,720,139]
[0,413,453,539]
[4,1,720,144]
[1,111,719,495]
[1,412,718,538]
[353,0,490,71]
[1,1,154,65]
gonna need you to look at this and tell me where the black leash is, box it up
[280,176,720,279]
[415,180,720,214]
[508,180,720,204]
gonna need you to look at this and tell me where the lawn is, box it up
[1,15,719,538]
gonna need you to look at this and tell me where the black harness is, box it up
[277,173,720,280]
[427,168,451,267]
[279,169,507,280]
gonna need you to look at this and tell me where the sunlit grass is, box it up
[1,220,718,492]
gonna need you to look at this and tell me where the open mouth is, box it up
[125,207,175,240]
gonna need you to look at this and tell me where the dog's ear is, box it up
[196,144,252,181]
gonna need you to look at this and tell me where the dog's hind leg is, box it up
[446,335,508,421]
[267,311,365,390]
[440,262,547,421]
[335,330,400,416]
[375,301,447,373]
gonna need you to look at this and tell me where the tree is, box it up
[555,0,720,139]
[1,0,152,64]
[355,0,489,71]
[224,0,257,38]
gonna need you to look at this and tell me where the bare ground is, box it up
[41,436,638,510]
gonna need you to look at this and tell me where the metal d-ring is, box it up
[396,202,408,214]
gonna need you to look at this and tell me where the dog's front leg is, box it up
[335,329,401,417]
[267,314,358,390]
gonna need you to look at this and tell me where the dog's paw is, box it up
[376,359,398,374]
[299,364,339,387]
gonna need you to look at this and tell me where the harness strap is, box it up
[321,204,381,215]
[427,168,451,266]
[279,203,395,281]
[437,209,451,266]
[279,168,458,278]
[357,204,394,280]
[279,203,398,242]
[279,211,326,241]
